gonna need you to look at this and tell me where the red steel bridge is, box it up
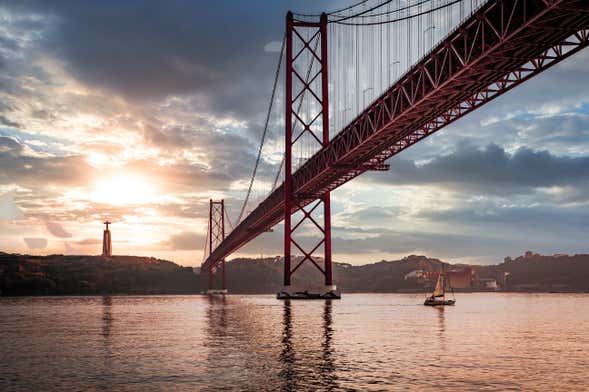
[202,0,589,292]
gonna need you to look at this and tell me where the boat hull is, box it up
[424,298,455,306]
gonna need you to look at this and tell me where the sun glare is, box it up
[91,173,159,205]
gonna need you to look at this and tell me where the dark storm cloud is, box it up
[330,231,512,259]
[3,0,324,120]
[329,227,585,261]
[0,35,21,52]
[418,204,589,233]
[374,143,589,194]
[142,124,193,150]
[0,115,20,128]
[427,110,589,160]
[0,136,91,187]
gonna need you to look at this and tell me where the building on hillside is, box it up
[447,267,473,289]
[478,278,499,290]
[524,250,540,259]
[404,269,426,281]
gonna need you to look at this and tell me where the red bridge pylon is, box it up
[207,199,226,293]
[283,12,334,292]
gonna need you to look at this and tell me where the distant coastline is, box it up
[1,251,589,296]
[0,253,202,296]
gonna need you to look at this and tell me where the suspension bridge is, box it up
[201,0,589,296]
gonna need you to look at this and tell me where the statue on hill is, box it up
[102,221,112,257]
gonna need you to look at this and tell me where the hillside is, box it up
[0,253,204,296]
[500,252,589,291]
[217,252,589,293]
[2,251,589,295]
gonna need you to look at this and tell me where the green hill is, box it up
[2,251,589,295]
[0,253,204,296]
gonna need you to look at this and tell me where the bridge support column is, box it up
[281,12,338,299]
[206,199,228,294]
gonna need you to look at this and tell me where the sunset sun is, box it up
[91,173,159,205]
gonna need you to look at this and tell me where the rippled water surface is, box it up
[1,293,588,391]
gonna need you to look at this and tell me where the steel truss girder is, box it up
[202,0,589,272]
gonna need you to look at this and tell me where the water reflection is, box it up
[279,300,337,391]
[320,300,337,391]
[437,306,446,335]
[202,296,338,391]
[99,296,114,391]
[279,300,296,391]
[435,306,448,357]
[101,296,113,339]
[203,294,231,391]
[206,294,228,339]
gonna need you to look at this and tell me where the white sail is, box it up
[433,274,445,297]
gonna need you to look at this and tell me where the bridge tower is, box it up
[207,199,227,294]
[282,12,336,296]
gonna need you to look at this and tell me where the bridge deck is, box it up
[203,0,589,271]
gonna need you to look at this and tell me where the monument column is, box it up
[102,221,112,257]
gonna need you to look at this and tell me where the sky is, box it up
[1,0,588,267]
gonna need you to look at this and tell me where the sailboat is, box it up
[424,270,456,306]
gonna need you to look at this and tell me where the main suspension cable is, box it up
[224,207,235,232]
[201,218,210,263]
[237,34,285,224]
[330,0,434,19]
[293,0,370,18]
[328,0,396,23]
[331,0,461,25]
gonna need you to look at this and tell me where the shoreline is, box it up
[2,290,589,298]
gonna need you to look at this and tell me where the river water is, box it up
[1,293,588,391]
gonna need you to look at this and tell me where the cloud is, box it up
[74,238,102,246]
[264,41,282,52]
[1,0,311,121]
[0,115,20,128]
[373,143,589,195]
[164,231,206,251]
[0,136,93,188]
[23,237,47,249]
[0,191,24,220]
[45,221,72,238]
